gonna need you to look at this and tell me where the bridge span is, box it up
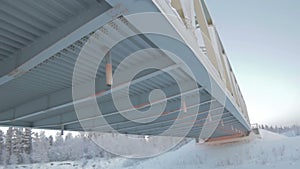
[0,0,250,141]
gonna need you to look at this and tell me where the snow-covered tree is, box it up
[5,127,13,164]
[64,134,85,161]
[65,133,73,141]
[0,130,4,164]
[31,131,49,163]
[19,128,33,164]
[0,129,119,165]
[11,127,23,164]
[23,128,32,155]
[54,132,64,146]
[48,135,53,146]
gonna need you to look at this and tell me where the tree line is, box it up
[258,124,300,136]
[0,127,114,166]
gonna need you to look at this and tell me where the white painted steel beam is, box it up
[0,1,125,86]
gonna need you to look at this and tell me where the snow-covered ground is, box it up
[1,130,300,169]
[282,130,300,137]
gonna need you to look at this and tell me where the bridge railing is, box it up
[153,0,250,124]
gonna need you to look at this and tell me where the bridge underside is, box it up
[0,0,250,140]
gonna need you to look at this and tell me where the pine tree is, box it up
[5,127,13,164]
[31,131,50,163]
[23,128,32,155]
[11,127,23,164]
[0,130,4,164]
[19,128,32,164]
[48,135,53,146]
[54,132,64,146]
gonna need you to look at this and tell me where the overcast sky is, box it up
[205,0,300,125]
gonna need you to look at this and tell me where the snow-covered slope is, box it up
[259,129,287,140]
[2,130,300,169]
[124,130,300,169]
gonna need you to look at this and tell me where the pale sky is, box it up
[205,0,300,125]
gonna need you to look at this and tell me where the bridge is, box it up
[0,0,250,141]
